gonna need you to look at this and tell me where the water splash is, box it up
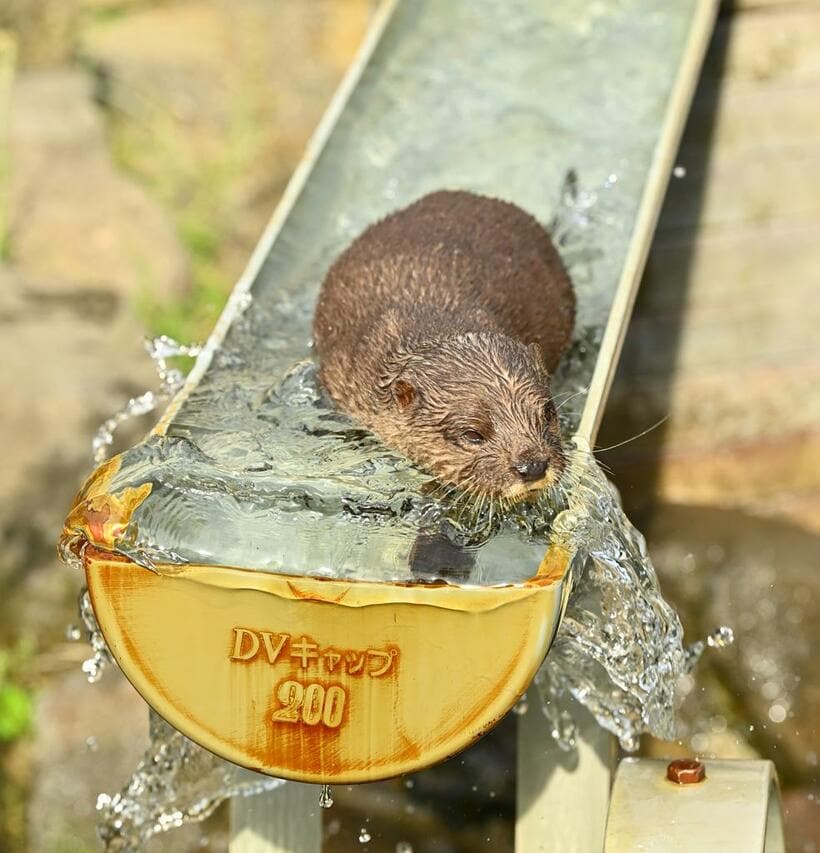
[534,445,733,751]
[512,696,529,716]
[83,444,732,849]
[78,589,114,684]
[64,169,732,845]
[92,336,202,464]
[95,712,284,851]
[684,625,735,668]
[319,784,334,809]
[72,336,204,691]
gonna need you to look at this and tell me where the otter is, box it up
[313,190,575,501]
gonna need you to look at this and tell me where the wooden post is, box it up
[230,784,322,853]
[517,703,615,853]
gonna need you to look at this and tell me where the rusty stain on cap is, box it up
[666,758,706,784]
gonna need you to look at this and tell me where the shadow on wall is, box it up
[595,7,731,513]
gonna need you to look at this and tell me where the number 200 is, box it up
[271,680,346,728]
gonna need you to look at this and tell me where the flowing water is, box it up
[61,173,731,850]
[75,441,731,849]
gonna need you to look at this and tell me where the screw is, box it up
[666,758,706,785]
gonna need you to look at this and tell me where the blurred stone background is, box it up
[0,0,816,851]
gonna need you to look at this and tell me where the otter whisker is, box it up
[570,448,614,476]
[476,490,487,516]
[590,415,669,455]
[552,387,589,412]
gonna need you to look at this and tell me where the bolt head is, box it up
[666,758,706,784]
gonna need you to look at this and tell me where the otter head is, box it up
[378,332,566,500]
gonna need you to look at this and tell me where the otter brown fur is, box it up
[313,190,575,500]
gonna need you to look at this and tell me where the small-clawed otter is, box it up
[313,190,575,501]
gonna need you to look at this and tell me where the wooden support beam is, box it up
[230,784,322,853]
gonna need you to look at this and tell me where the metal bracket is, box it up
[604,758,786,853]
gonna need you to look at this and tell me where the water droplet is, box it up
[65,624,82,641]
[403,778,414,789]
[358,827,371,843]
[86,736,99,752]
[96,793,112,811]
[396,844,413,853]
[761,680,780,700]
[707,626,734,648]
[82,657,103,684]
[673,165,686,178]
[690,732,709,752]
[768,703,787,723]
[512,696,529,715]
[709,715,727,734]
[318,784,333,809]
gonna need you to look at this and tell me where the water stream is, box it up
[60,173,732,849]
[73,443,731,849]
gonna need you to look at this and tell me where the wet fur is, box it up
[313,191,575,498]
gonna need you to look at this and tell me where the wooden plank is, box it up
[600,0,820,533]
[679,80,820,154]
[624,302,819,372]
[652,431,820,515]
[517,705,614,853]
[732,0,820,10]
[605,357,820,445]
[641,221,820,310]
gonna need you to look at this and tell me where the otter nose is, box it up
[514,459,548,482]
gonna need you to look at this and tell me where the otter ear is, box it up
[528,342,544,365]
[392,378,417,411]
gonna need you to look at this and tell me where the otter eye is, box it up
[460,429,486,445]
